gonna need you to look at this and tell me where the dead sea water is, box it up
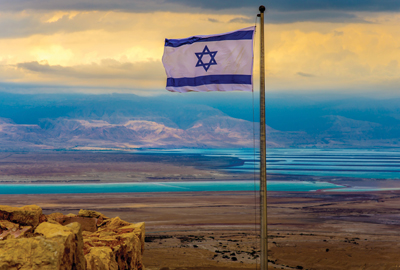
[1,148,399,194]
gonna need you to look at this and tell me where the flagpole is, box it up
[258,5,268,270]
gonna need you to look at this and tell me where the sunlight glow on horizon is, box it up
[0,8,399,95]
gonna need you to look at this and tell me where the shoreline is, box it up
[0,180,345,194]
[2,178,400,193]
[0,150,399,194]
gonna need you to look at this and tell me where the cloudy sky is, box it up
[0,0,399,96]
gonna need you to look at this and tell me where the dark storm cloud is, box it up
[165,0,400,12]
[228,11,367,24]
[0,9,363,40]
[2,0,400,13]
[265,10,369,24]
[0,0,169,12]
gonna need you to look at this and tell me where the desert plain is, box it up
[1,151,400,269]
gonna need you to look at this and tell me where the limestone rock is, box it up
[0,215,33,240]
[35,222,86,270]
[85,247,119,270]
[78,210,108,219]
[0,220,19,231]
[0,225,33,240]
[0,205,145,270]
[83,217,145,270]
[46,212,66,225]
[102,216,131,230]
[47,212,65,221]
[0,222,86,270]
[0,205,42,227]
[56,216,98,232]
[114,222,146,255]
[0,235,63,270]
[78,209,110,227]
[39,213,48,223]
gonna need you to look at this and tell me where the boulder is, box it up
[47,212,65,221]
[0,206,145,270]
[0,220,19,231]
[39,213,48,223]
[101,216,131,230]
[0,235,64,270]
[0,222,86,270]
[56,216,98,232]
[78,210,108,219]
[85,247,119,270]
[0,225,33,240]
[78,209,110,227]
[35,222,86,270]
[83,217,145,270]
[0,216,33,240]
[0,205,42,227]
[48,212,98,232]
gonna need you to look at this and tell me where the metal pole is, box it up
[258,5,268,270]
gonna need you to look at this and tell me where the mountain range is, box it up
[0,92,399,150]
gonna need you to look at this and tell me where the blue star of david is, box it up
[195,45,218,72]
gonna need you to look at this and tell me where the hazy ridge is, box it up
[0,92,399,150]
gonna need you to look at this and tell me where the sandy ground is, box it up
[2,190,400,269]
[0,151,251,183]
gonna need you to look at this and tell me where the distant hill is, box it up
[0,92,399,149]
[0,115,257,149]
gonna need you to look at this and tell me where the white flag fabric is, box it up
[162,26,255,93]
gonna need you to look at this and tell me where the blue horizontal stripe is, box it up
[165,30,254,48]
[167,75,252,87]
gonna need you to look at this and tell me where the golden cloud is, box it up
[0,10,399,93]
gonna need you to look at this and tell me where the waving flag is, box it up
[162,26,255,93]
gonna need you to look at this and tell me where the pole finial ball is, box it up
[259,5,266,13]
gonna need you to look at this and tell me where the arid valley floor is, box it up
[1,151,400,269]
[3,191,400,270]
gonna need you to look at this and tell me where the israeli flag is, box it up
[162,26,255,93]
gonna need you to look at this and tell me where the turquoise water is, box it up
[1,148,399,194]
[145,148,400,179]
[0,180,343,195]
[328,187,400,192]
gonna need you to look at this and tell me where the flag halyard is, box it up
[162,26,255,93]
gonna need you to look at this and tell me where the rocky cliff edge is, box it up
[0,205,144,270]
